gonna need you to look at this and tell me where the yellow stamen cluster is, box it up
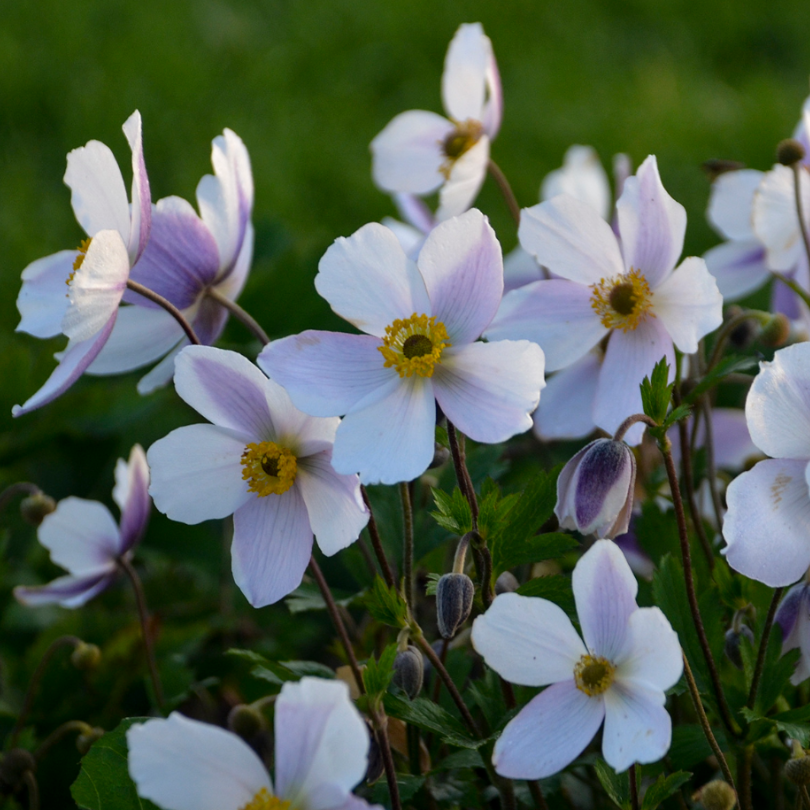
[378,313,450,378]
[574,654,616,697]
[590,268,653,332]
[241,441,298,497]
[240,789,291,810]
[67,238,93,287]
[439,119,483,179]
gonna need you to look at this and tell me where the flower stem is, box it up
[34,720,92,761]
[118,556,165,713]
[629,764,640,810]
[447,422,479,529]
[373,714,403,810]
[400,482,415,612]
[612,413,657,443]
[738,746,753,810]
[487,159,521,227]
[792,164,810,270]
[527,780,549,810]
[361,486,396,588]
[0,482,41,515]
[23,770,39,810]
[125,280,200,345]
[747,587,784,710]
[205,286,270,346]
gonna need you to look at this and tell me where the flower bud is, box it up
[71,642,101,671]
[19,492,56,526]
[227,704,266,740]
[785,754,810,785]
[696,780,737,810]
[392,646,424,699]
[429,443,451,469]
[702,159,745,181]
[723,625,754,670]
[555,439,636,539]
[436,572,474,639]
[758,313,791,348]
[495,571,519,595]
[777,138,806,166]
[0,749,35,793]
[76,727,105,756]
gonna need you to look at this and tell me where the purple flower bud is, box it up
[436,572,475,639]
[555,439,636,539]
[392,646,424,699]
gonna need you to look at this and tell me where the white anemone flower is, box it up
[472,540,682,778]
[128,678,378,810]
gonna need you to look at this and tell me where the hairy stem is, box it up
[205,286,270,346]
[487,159,521,226]
[612,412,657,443]
[34,720,92,761]
[747,587,784,710]
[400,482,415,612]
[23,770,39,810]
[373,714,402,810]
[629,764,640,810]
[361,486,396,588]
[126,279,200,345]
[447,422,479,529]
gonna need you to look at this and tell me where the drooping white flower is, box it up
[472,540,682,778]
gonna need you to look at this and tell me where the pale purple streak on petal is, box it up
[615,607,682,691]
[442,23,488,122]
[147,424,251,524]
[275,678,369,810]
[297,450,368,557]
[776,584,806,649]
[214,221,254,301]
[436,136,489,221]
[753,165,810,271]
[485,279,607,372]
[745,345,810,459]
[541,145,611,221]
[519,195,625,285]
[16,251,75,338]
[772,263,803,321]
[232,487,313,607]
[493,680,604,779]
[471,592,586,686]
[174,345,275,437]
[12,313,118,417]
[707,169,762,241]
[64,139,130,244]
[723,458,810,587]
[593,318,674,437]
[14,570,117,609]
[371,110,453,195]
[137,341,186,395]
[122,110,152,262]
[331,376,435,485]
[704,239,770,301]
[533,350,600,441]
[258,331,395,418]
[394,193,435,234]
[418,209,502,343]
[503,246,543,293]
[652,256,723,353]
[433,340,544,443]
[316,223,429,337]
[127,713,271,810]
[481,43,503,139]
[617,156,686,287]
[192,295,229,346]
[116,445,151,554]
[573,540,638,661]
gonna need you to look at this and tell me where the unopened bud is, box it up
[429,443,450,469]
[759,312,791,348]
[0,749,36,792]
[20,493,56,526]
[785,754,810,785]
[436,573,474,639]
[723,306,756,350]
[723,625,754,670]
[71,642,101,671]
[696,780,737,810]
[76,727,105,756]
[495,571,519,595]
[392,646,424,699]
[777,138,806,166]
[227,704,265,740]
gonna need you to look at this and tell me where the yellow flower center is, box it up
[378,313,451,378]
[241,442,297,497]
[440,119,483,179]
[574,654,616,697]
[67,238,92,287]
[590,268,653,332]
[240,789,291,810]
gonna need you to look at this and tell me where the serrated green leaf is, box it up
[432,749,485,771]
[594,758,630,809]
[516,574,576,617]
[684,355,757,405]
[226,649,334,684]
[640,357,673,426]
[285,582,364,613]
[71,718,160,810]
[668,724,715,771]
[431,487,472,534]
[425,572,441,596]
[364,576,408,627]
[363,643,397,698]
[641,771,691,810]
[383,694,483,749]
[662,403,692,430]
[747,702,810,746]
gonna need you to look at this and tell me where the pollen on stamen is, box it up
[439,119,483,179]
[66,238,93,288]
[574,653,615,697]
[590,268,653,332]
[378,313,451,378]
[239,788,291,810]
[241,441,297,497]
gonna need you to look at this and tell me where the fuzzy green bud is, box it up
[697,780,737,810]
[76,727,105,756]
[71,642,101,671]
[758,312,791,348]
[785,754,810,785]
[392,646,424,699]
[777,138,806,166]
[19,493,56,526]
[429,443,450,469]
[227,704,266,740]
[436,572,474,639]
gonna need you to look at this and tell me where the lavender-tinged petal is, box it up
[259,332,395,418]
[436,137,490,221]
[614,525,655,580]
[137,341,186,395]
[775,584,806,652]
[394,192,435,234]
[122,110,152,263]
[331,376,435,486]
[484,279,607,372]
[231,487,313,607]
[214,221,254,302]
[382,218,426,259]
[417,209,503,344]
[615,607,682,691]
[573,540,638,661]
[127,714,271,810]
[441,23,489,123]
[616,155,686,288]
[541,145,611,221]
[519,195,625,285]
[792,590,810,684]
[772,262,803,321]
[275,678,369,810]
[704,239,770,301]
[147,424,251,524]
[707,169,763,241]
[503,246,543,293]
[12,313,118,417]
[16,251,76,338]
[116,445,151,554]
[14,569,117,609]
[471,592,586,686]
[493,680,605,779]
[723,458,810,587]
[371,111,454,195]
[433,340,545,444]
[192,295,229,346]
[480,41,503,139]
[709,408,759,471]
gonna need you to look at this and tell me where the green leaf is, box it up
[285,582,364,613]
[668,724,715,771]
[363,643,397,698]
[640,357,673,426]
[684,355,757,405]
[476,480,520,542]
[516,575,576,617]
[225,649,334,684]
[71,718,160,810]
[431,487,472,534]
[364,576,408,627]
[383,694,483,749]
[753,623,795,714]
[425,572,441,596]
[594,758,630,809]
[432,749,485,771]
[641,771,691,810]
[372,775,425,804]
[661,403,692,430]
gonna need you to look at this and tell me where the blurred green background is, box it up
[0,0,809,803]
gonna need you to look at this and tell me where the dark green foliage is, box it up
[364,576,408,628]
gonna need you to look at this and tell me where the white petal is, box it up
[231,487,313,607]
[519,195,625,285]
[331,376,436,485]
[707,169,762,241]
[296,451,368,556]
[493,680,605,779]
[753,165,810,271]
[442,23,489,122]
[436,135,489,221]
[723,458,810,587]
[315,223,429,337]
[433,340,545,443]
[615,607,682,691]
[480,41,502,139]
[16,251,75,338]
[503,246,543,293]
[14,570,117,609]
[602,680,671,772]
[147,424,251,524]
[652,256,723,353]
[215,221,254,303]
[137,342,186,394]
[127,713,271,810]
[541,145,611,221]
[703,239,770,301]
[371,111,453,195]
[573,539,638,661]
[275,678,369,810]
[382,217,426,259]
[471,592,586,686]
[122,110,152,263]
